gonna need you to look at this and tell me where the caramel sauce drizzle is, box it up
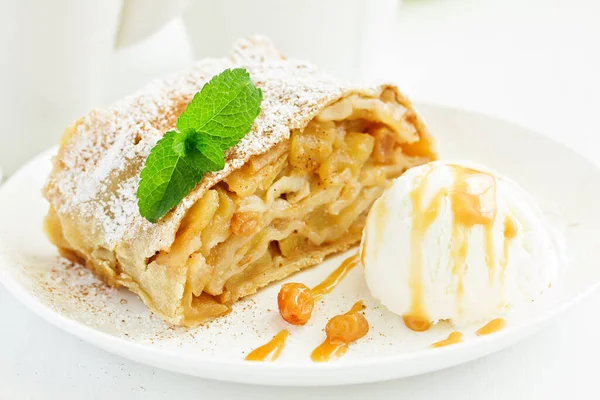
[404,167,439,332]
[311,254,359,301]
[500,214,518,305]
[372,199,389,261]
[448,166,497,317]
[310,340,349,362]
[245,330,289,361]
[360,235,368,268]
[404,165,503,331]
[247,255,359,361]
[431,331,463,348]
[344,300,366,315]
[311,301,366,362]
[476,318,506,336]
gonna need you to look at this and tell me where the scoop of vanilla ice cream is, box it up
[360,161,560,327]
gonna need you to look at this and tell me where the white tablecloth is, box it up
[2,0,599,398]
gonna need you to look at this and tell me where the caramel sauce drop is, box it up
[311,301,368,362]
[311,254,359,301]
[500,214,518,285]
[245,330,289,361]
[431,331,463,348]
[476,318,506,336]
[504,215,518,240]
[278,283,314,326]
[403,315,431,332]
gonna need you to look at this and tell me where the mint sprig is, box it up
[137,68,262,223]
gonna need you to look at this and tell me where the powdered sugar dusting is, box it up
[44,36,364,254]
[18,255,271,343]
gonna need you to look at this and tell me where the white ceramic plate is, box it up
[1,104,599,386]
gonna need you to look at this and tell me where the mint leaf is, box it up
[194,135,226,170]
[172,130,194,157]
[138,132,200,223]
[176,68,262,141]
[137,68,262,222]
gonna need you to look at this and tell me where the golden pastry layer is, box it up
[43,36,436,326]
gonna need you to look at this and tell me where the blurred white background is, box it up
[1,0,600,398]
[0,0,397,175]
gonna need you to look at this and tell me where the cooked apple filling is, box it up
[144,92,435,324]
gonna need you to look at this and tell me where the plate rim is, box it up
[1,102,599,385]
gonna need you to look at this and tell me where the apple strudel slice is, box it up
[43,36,437,326]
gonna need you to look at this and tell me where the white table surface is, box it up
[2,0,600,398]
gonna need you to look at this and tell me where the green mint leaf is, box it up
[172,130,193,157]
[138,131,200,223]
[172,132,224,170]
[176,68,262,140]
[137,68,262,222]
[194,134,226,171]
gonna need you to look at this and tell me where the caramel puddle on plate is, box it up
[311,301,366,362]
[245,330,289,361]
[476,318,506,336]
[403,165,503,330]
[431,331,463,348]
[311,253,359,301]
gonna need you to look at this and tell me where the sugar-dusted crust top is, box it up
[44,36,432,266]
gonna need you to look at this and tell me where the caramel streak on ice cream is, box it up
[404,166,438,331]
[364,160,558,332]
[404,165,502,330]
[372,199,389,262]
[500,214,518,304]
[360,235,368,268]
[448,166,497,317]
